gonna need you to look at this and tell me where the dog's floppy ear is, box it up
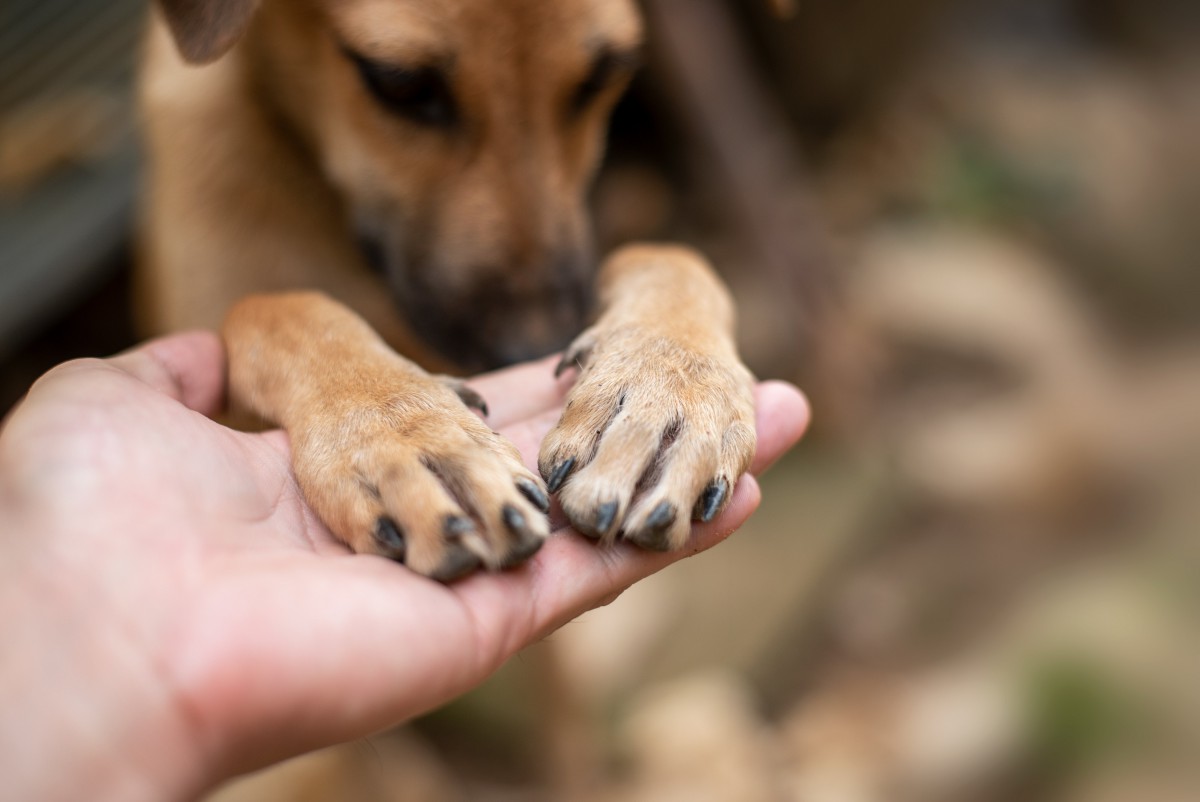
[156,0,261,64]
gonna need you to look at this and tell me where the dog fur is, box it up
[139,0,757,579]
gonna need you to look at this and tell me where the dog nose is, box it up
[454,260,592,366]
[469,280,594,369]
[485,333,573,368]
[402,285,590,371]
[395,253,594,370]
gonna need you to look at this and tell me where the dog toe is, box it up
[296,407,549,580]
[540,324,756,552]
[622,500,677,551]
[373,516,407,561]
[499,518,545,568]
[429,543,484,583]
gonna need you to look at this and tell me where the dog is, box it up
[138,0,757,580]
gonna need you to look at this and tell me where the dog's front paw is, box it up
[293,379,549,581]
[539,323,756,551]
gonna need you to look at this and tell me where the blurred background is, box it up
[3,0,1198,800]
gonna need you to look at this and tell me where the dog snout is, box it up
[468,272,594,368]
[396,257,594,371]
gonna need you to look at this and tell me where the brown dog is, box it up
[139,0,757,580]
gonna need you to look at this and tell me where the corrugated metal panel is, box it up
[0,0,146,357]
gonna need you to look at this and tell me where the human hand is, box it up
[0,332,808,801]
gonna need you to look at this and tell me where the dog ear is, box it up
[156,0,261,64]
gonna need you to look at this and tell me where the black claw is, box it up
[624,501,681,552]
[625,501,677,552]
[645,500,676,531]
[501,534,545,568]
[374,517,406,562]
[444,515,475,540]
[515,478,551,514]
[698,478,729,523]
[430,546,482,583]
[553,353,573,378]
[554,341,595,378]
[594,500,619,535]
[502,504,528,533]
[453,384,489,417]
[545,457,576,493]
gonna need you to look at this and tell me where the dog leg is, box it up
[539,244,757,551]
[223,292,550,581]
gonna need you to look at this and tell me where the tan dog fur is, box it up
[140,0,757,579]
[541,245,756,551]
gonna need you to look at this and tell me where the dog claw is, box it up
[437,376,490,417]
[571,498,619,540]
[553,354,573,379]
[444,514,475,540]
[430,545,482,583]
[594,500,619,536]
[545,457,576,493]
[625,501,676,551]
[501,532,544,568]
[455,386,489,417]
[374,516,406,561]
[502,504,527,533]
[696,478,729,523]
[645,500,676,530]
[554,341,594,378]
[515,477,550,513]
[495,504,544,567]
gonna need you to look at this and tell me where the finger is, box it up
[107,331,227,416]
[215,472,762,767]
[453,473,762,656]
[468,354,570,428]
[195,384,792,773]
[750,381,810,475]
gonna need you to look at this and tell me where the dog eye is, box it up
[569,48,641,117]
[348,52,458,128]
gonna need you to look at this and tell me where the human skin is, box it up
[0,331,809,801]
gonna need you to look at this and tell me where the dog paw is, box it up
[434,374,490,417]
[293,379,549,581]
[539,323,756,551]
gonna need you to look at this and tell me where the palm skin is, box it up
[0,331,809,800]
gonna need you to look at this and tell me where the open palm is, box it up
[0,331,808,798]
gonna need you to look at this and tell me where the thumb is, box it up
[107,331,228,416]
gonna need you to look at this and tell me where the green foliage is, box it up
[1023,655,1142,778]
[929,137,1076,223]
